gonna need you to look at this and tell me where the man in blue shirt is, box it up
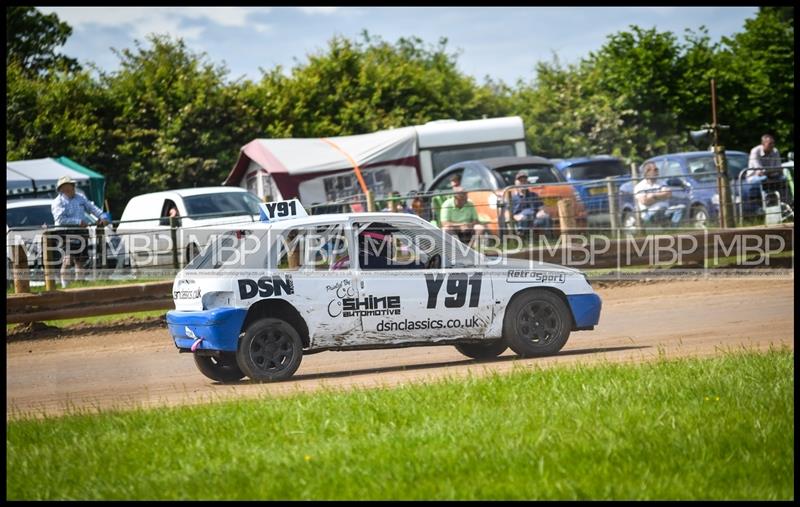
[51,176,108,287]
[510,171,552,234]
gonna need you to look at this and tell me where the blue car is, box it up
[551,156,629,226]
[617,150,772,229]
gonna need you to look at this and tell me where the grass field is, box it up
[6,348,794,500]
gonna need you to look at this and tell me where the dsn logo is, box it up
[238,275,294,299]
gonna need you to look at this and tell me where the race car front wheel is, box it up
[194,352,245,382]
[503,290,571,358]
[454,340,508,360]
[237,317,303,382]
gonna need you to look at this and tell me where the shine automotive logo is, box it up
[326,280,401,318]
[506,270,566,284]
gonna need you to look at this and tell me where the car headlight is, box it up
[711,194,720,205]
[201,291,234,310]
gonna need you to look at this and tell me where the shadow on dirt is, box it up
[220,345,651,385]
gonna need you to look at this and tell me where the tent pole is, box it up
[321,138,370,196]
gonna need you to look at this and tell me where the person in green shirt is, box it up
[440,188,486,242]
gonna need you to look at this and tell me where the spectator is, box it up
[747,134,781,183]
[440,187,485,242]
[449,174,462,190]
[510,171,552,232]
[51,176,108,288]
[634,162,674,224]
[381,191,413,214]
[409,195,425,218]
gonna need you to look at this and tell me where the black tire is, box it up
[194,352,245,382]
[236,317,303,382]
[503,290,572,358]
[454,340,508,360]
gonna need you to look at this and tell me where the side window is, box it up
[431,143,516,177]
[274,224,349,271]
[354,221,443,270]
[432,169,464,192]
[662,160,684,178]
[159,199,180,226]
[461,165,487,190]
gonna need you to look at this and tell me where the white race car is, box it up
[166,200,602,382]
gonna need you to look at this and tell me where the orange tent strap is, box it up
[321,138,369,196]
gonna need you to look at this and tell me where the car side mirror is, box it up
[666,178,685,188]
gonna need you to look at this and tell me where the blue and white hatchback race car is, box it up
[166,200,602,382]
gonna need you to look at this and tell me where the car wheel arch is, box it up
[241,299,310,349]
[503,286,576,330]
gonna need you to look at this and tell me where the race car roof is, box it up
[245,212,429,231]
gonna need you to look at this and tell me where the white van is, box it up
[117,187,261,269]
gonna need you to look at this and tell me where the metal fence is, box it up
[7,165,794,292]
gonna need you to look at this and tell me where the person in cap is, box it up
[510,171,552,233]
[51,176,109,287]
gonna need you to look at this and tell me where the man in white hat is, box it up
[51,175,108,287]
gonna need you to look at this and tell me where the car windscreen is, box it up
[182,192,261,219]
[497,166,561,185]
[726,154,749,181]
[184,229,266,270]
[686,155,749,183]
[565,161,627,180]
[7,205,55,228]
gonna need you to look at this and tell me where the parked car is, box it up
[551,156,630,226]
[423,156,587,232]
[6,198,126,279]
[166,200,602,382]
[117,187,263,269]
[617,150,771,228]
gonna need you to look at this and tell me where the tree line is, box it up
[6,7,794,214]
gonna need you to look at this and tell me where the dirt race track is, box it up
[6,277,794,419]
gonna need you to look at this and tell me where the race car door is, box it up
[353,220,494,343]
[269,222,363,348]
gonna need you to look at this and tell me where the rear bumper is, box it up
[166,307,247,352]
[567,293,602,330]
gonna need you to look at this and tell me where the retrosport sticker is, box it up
[506,270,566,284]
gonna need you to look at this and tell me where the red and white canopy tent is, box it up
[223,127,420,206]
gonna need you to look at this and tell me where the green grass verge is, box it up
[7,277,171,295]
[6,348,793,500]
[6,309,167,332]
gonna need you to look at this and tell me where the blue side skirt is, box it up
[166,307,247,352]
[566,293,602,330]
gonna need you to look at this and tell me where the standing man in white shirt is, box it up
[747,134,781,183]
[51,176,108,288]
[634,162,673,224]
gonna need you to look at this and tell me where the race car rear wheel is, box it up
[454,340,508,360]
[194,352,245,382]
[237,317,303,382]
[504,290,571,358]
